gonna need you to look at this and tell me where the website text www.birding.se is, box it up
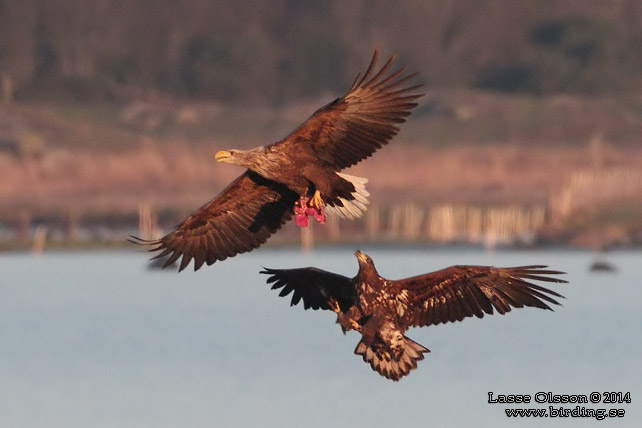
[487,391,630,420]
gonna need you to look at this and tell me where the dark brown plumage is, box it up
[131,51,422,271]
[261,251,567,381]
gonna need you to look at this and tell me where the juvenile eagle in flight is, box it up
[261,251,566,381]
[132,51,422,271]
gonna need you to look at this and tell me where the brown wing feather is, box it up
[261,267,356,311]
[131,171,299,271]
[392,265,567,328]
[277,50,423,170]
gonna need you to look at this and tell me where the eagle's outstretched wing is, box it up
[278,50,423,170]
[261,267,356,312]
[392,265,567,328]
[131,171,299,271]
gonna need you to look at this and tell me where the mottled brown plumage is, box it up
[261,251,567,381]
[131,51,422,271]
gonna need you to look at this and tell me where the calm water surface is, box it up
[1,247,640,427]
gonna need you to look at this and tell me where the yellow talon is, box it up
[310,190,324,210]
[350,320,361,331]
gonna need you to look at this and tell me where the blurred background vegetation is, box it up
[2,0,642,250]
[3,0,642,101]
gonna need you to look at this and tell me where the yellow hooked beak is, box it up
[215,150,232,162]
[355,250,368,263]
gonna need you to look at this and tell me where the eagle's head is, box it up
[355,250,371,264]
[215,148,266,170]
[355,250,377,275]
[215,149,246,165]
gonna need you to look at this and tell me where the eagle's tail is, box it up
[326,173,369,220]
[354,335,430,381]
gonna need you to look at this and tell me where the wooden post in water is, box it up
[138,202,159,240]
[17,210,31,243]
[67,207,79,243]
[388,205,402,240]
[366,205,380,241]
[467,206,483,244]
[402,203,424,241]
[32,225,47,255]
[427,204,457,242]
[326,213,340,242]
[301,222,314,253]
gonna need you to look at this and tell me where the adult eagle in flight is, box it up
[131,51,422,271]
[261,251,566,381]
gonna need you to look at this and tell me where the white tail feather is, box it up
[327,173,370,220]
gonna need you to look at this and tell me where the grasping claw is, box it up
[310,190,324,211]
[294,194,327,227]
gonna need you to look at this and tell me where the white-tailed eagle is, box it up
[261,251,566,381]
[131,51,422,271]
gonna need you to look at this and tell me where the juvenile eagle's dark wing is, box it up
[261,267,357,312]
[277,50,423,170]
[391,265,567,328]
[131,171,299,272]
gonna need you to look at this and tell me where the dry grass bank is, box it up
[3,140,641,221]
[2,93,642,246]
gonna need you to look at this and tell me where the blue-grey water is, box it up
[1,247,640,427]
